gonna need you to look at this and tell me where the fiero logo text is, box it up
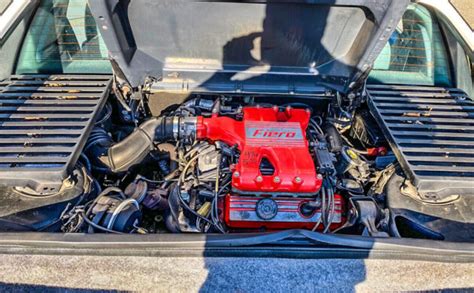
[251,129,297,138]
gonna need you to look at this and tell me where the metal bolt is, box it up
[273,176,281,183]
[316,174,323,180]
[255,176,263,183]
[294,176,302,183]
[233,172,240,178]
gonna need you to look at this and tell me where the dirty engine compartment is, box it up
[1,77,471,242]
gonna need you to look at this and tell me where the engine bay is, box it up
[0,74,471,242]
[48,83,397,236]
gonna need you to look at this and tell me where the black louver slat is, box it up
[0,75,111,194]
[367,84,474,199]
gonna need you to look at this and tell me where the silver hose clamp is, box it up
[172,116,180,140]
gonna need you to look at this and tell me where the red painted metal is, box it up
[224,193,344,230]
[366,146,388,157]
[196,106,322,194]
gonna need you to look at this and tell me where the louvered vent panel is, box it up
[0,75,111,193]
[367,84,474,197]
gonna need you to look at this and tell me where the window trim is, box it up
[436,9,460,88]
[436,8,473,96]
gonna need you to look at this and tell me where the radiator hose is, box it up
[85,117,177,173]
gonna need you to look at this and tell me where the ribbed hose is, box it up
[86,117,176,173]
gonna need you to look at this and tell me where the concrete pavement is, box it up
[0,255,472,292]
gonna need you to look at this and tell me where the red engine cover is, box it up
[196,106,322,194]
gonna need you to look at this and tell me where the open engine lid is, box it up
[89,0,409,94]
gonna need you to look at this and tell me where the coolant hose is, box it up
[86,117,176,173]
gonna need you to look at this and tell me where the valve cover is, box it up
[196,106,322,195]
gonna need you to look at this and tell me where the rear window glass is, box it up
[368,4,452,87]
[16,0,111,74]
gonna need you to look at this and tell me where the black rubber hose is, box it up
[86,117,176,173]
[323,123,343,153]
[165,183,182,233]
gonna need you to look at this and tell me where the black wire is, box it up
[80,211,124,234]
[79,153,92,173]
[176,187,214,225]
[83,186,127,232]
[211,153,226,233]
[175,144,229,231]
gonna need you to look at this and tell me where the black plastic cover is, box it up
[0,167,88,232]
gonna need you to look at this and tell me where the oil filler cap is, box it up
[256,198,278,220]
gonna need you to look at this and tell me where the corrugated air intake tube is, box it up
[85,117,177,173]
